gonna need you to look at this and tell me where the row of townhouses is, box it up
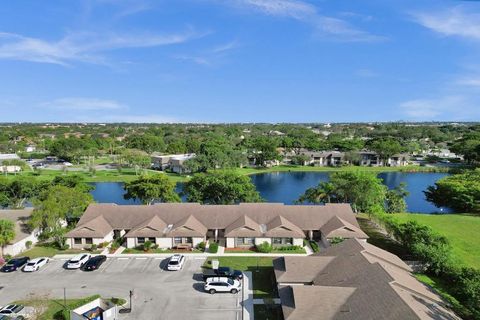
[283,149,410,167]
[65,203,367,250]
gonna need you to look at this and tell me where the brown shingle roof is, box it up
[265,215,306,238]
[67,203,364,240]
[124,215,167,238]
[0,208,34,243]
[66,215,112,238]
[169,215,207,237]
[224,215,262,237]
[319,216,368,239]
[276,239,460,320]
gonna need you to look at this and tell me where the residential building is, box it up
[0,165,21,173]
[274,239,459,320]
[65,203,367,250]
[151,153,196,174]
[0,209,39,256]
[0,154,20,164]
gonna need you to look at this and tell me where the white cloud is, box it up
[0,29,203,66]
[399,95,476,120]
[412,6,480,41]
[457,76,480,87]
[225,0,383,42]
[355,68,378,78]
[41,97,127,111]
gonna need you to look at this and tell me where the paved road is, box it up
[0,257,242,320]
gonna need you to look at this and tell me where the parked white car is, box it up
[66,253,91,269]
[23,257,49,272]
[204,277,242,294]
[0,305,33,317]
[166,254,185,271]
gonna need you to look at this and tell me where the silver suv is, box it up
[204,277,241,294]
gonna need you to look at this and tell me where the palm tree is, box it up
[296,182,336,204]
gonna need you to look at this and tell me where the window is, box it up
[74,238,82,245]
[85,238,93,245]
[285,238,293,245]
[236,237,255,245]
[174,237,182,244]
[185,237,193,243]
[137,237,145,244]
[273,238,282,244]
[148,237,156,243]
[272,237,293,245]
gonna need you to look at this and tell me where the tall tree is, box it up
[297,171,387,213]
[184,171,262,204]
[385,182,409,213]
[367,138,403,164]
[0,219,15,257]
[31,185,93,247]
[124,174,180,204]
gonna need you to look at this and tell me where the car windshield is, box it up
[12,305,23,313]
[169,261,178,265]
[69,259,79,263]
[26,262,36,266]
[227,279,234,285]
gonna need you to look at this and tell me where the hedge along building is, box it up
[65,203,368,250]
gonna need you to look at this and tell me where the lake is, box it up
[89,171,452,213]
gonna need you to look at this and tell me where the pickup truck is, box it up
[203,267,243,281]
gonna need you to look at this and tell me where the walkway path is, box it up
[243,271,254,320]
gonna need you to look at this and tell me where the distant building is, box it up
[0,209,39,256]
[1,165,21,173]
[25,145,36,153]
[0,154,20,164]
[70,297,118,320]
[151,153,196,174]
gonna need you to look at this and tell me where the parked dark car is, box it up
[1,257,29,273]
[203,267,243,281]
[83,255,107,271]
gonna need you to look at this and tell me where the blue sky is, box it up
[1,0,480,123]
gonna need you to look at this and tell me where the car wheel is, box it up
[209,289,216,294]
[230,289,238,294]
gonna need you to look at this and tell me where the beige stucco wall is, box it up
[293,238,304,246]
[4,232,39,256]
[254,238,271,246]
[126,238,136,248]
[155,237,173,249]
[226,237,235,248]
[192,237,204,248]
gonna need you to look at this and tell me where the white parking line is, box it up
[135,257,147,260]
[118,257,129,260]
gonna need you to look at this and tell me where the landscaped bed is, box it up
[122,248,203,254]
[18,244,100,259]
[254,304,284,320]
[14,294,126,320]
[203,257,277,298]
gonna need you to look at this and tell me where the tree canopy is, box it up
[425,169,480,213]
[124,174,180,204]
[0,219,15,256]
[183,171,262,204]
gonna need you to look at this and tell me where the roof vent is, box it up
[163,224,174,235]
[340,305,351,313]
[260,224,267,233]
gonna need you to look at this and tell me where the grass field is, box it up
[203,257,277,298]
[393,213,480,269]
[19,244,96,258]
[3,164,448,183]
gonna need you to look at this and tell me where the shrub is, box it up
[143,240,152,252]
[256,241,272,253]
[152,244,159,250]
[25,240,33,249]
[90,244,97,251]
[197,241,206,251]
[330,237,344,245]
[209,242,219,253]
[309,240,320,253]
[277,245,302,251]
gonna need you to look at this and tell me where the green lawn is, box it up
[393,213,480,269]
[18,245,90,258]
[204,257,277,298]
[15,295,126,320]
[254,304,284,320]
[122,248,202,254]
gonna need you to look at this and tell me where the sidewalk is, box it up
[243,271,254,320]
[53,251,309,259]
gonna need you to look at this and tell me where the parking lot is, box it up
[0,256,243,320]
